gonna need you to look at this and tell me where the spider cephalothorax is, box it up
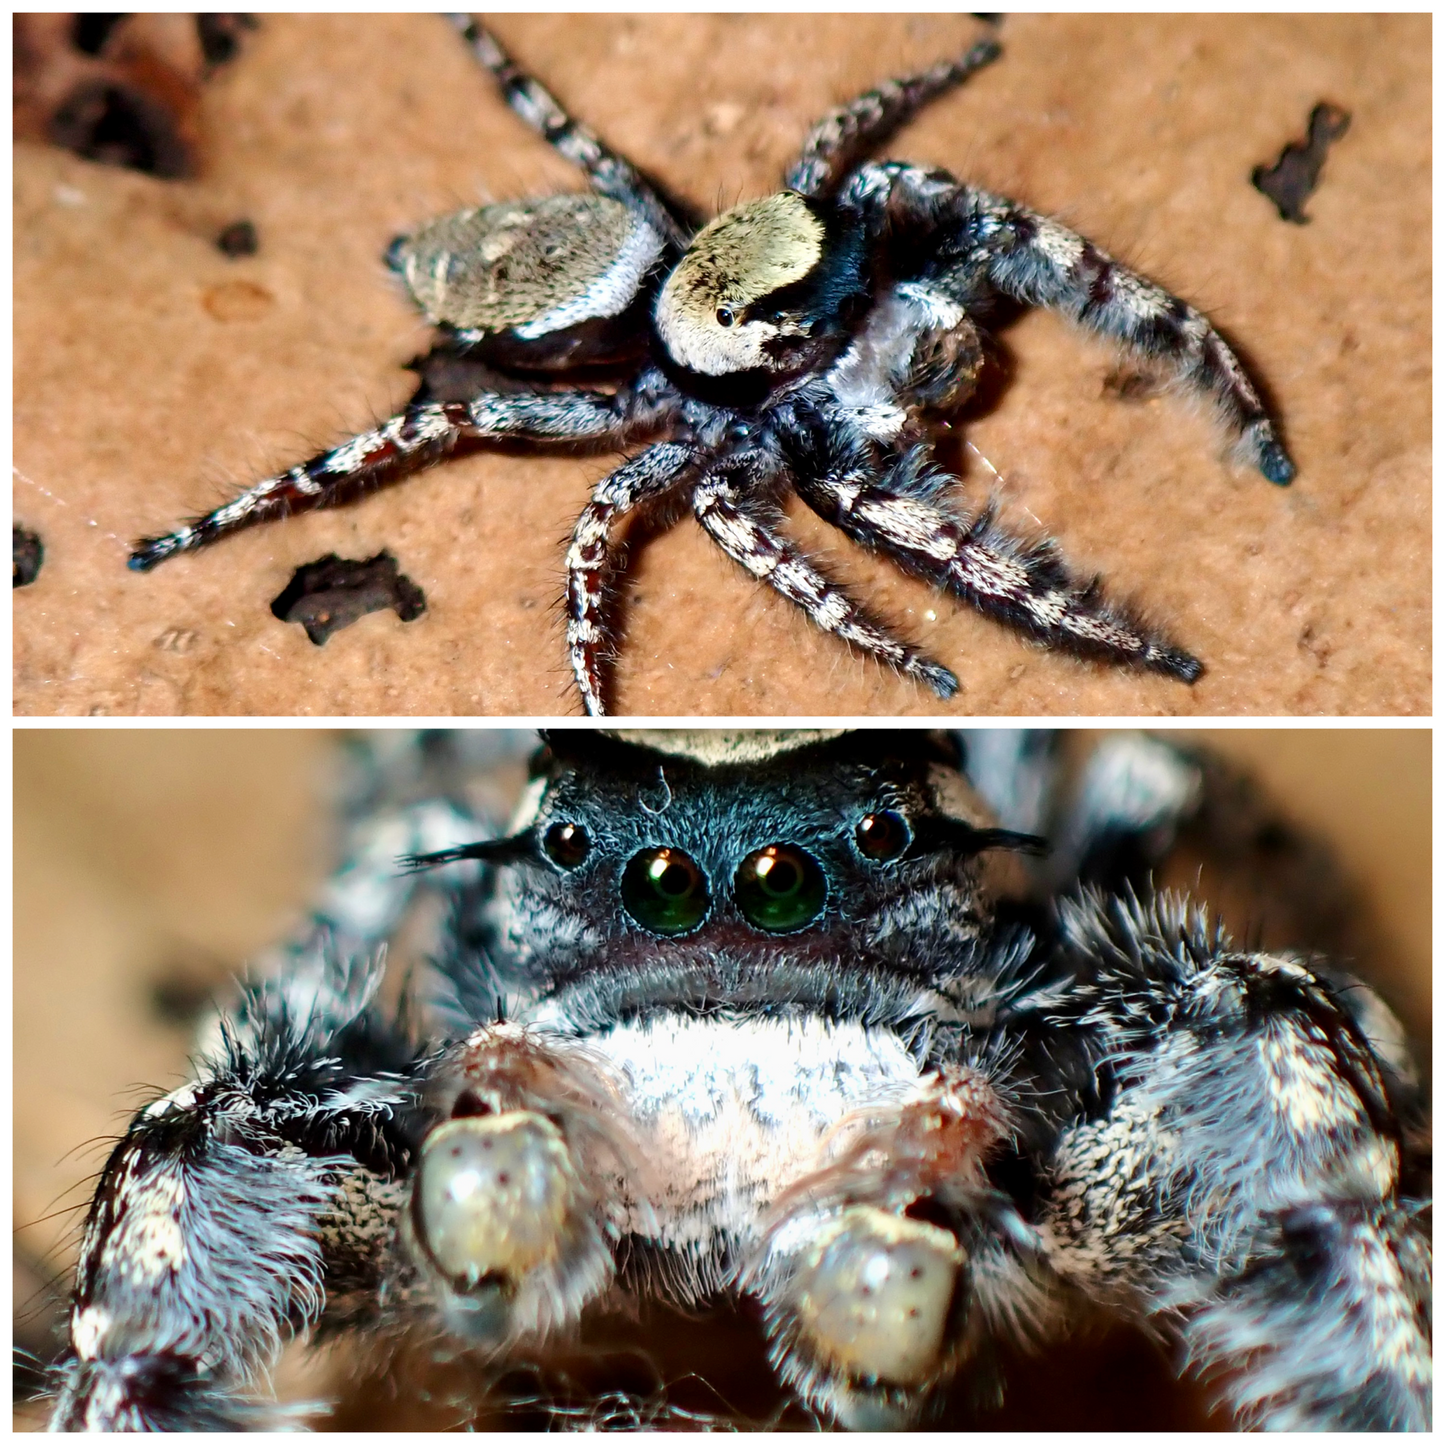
[48,730,1429,1430]
[127,18,1295,714]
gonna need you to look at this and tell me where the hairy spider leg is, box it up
[690,462,961,700]
[790,433,1203,682]
[966,187,1297,484]
[1040,895,1431,1430]
[446,14,693,250]
[786,36,1002,199]
[565,441,697,716]
[129,390,642,571]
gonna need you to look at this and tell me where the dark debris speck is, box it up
[216,219,259,257]
[1252,102,1352,224]
[271,551,427,645]
[14,525,44,587]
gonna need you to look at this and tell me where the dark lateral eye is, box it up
[715,305,736,327]
[543,821,590,869]
[855,810,911,862]
[735,845,827,934]
[621,847,710,935]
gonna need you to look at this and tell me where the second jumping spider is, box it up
[129,19,1294,713]
[49,731,1428,1430]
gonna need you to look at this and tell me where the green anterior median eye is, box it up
[621,847,710,935]
[735,845,827,933]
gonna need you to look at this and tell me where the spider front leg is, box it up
[787,424,1202,682]
[1041,894,1431,1430]
[748,1067,1044,1429]
[129,386,664,572]
[847,164,1296,484]
[689,460,961,701]
[785,35,1001,199]
[49,951,421,1430]
[565,441,696,716]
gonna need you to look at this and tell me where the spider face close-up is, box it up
[20,728,1430,1430]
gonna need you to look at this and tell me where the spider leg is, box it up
[566,441,697,716]
[842,164,1295,484]
[1040,894,1431,1430]
[690,462,961,700]
[970,189,1296,483]
[47,794,499,1430]
[789,433,1202,682]
[49,945,422,1430]
[785,36,1001,199]
[446,14,695,249]
[130,387,657,572]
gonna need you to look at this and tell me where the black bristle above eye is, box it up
[910,814,1048,859]
[401,831,540,873]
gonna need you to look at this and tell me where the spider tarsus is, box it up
[1258,439,1297,486]
[914,659,961,698]
[128,536,183,571]
[1148,646,1204,684]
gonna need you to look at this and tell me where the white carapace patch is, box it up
[575,1014,924,1269]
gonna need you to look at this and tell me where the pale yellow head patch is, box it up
[655,192,825,375]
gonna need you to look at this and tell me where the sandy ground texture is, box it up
[13,14,1429,717]
[14,728,1429,1428]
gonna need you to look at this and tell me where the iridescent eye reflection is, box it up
[543,821,590,869]
[735,844,827,933]
[621,847,710,935]
[854,810,911,863]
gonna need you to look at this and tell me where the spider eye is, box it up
[855,810,911,863]
[621,847,710,935]
[543,822,590,869]
[735,845,827,934]
[715,305,736,327]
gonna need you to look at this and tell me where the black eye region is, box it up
[735,845,827,934]
[543,821,590,869]
[855,809,911,862]
[621,847,710,935]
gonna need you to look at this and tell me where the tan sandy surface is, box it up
[13,14,1430,717]
[15,728,1429,1427]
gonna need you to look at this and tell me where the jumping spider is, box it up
[128,18,1295,715]
[49,730,1429,1429]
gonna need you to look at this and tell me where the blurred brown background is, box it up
[14,728,1429,1427]
[14,14,1429,716]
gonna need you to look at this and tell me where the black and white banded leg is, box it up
[689,463,960,699]
[968,189,1296,484]
[49,948,421,1430]
[785,36,1001,199]
[1040,894,1432,1430]
[565,441,696,716]
[130,388,653,572]
[791,435,1202,681]
[446,14,694,249]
